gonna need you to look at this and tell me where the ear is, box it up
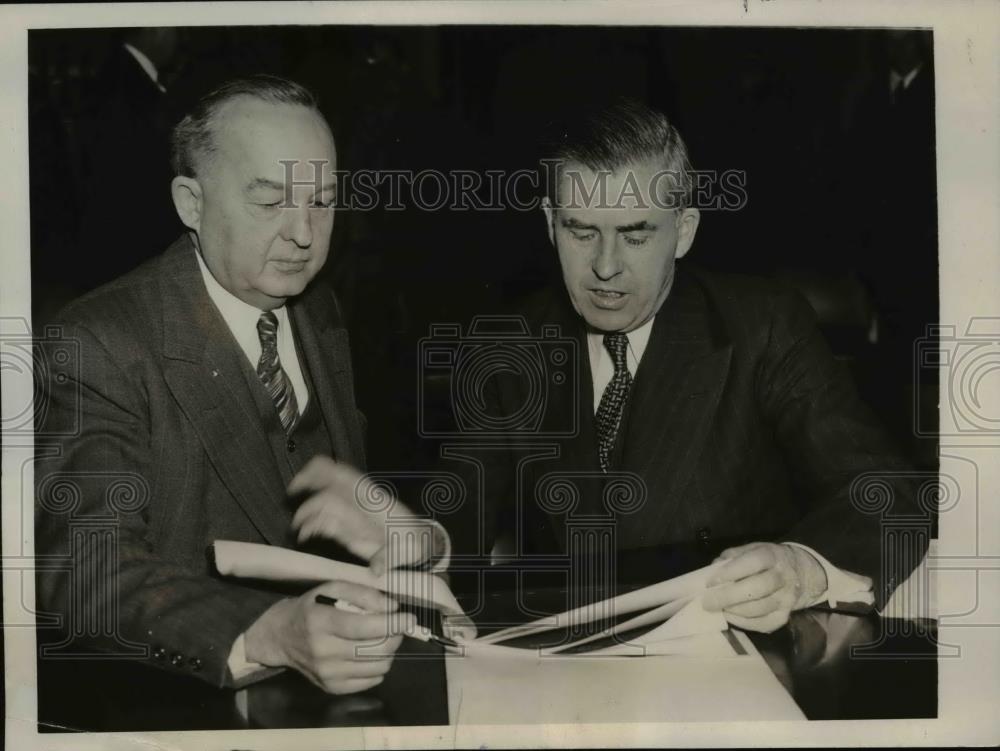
[674,208,700,260]
[541,196,556,247]
[171,176,204,233]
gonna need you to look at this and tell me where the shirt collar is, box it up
[194,248,290,345]
[587,315,656,370]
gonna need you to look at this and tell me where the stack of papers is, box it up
[212,540,730,655]
[213,541,806,722]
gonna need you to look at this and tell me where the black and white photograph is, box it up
[1,1,998,749]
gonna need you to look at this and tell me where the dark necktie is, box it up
[595,332,633,473]
[256,311,299,433]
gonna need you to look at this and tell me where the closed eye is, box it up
[622,233,650,247]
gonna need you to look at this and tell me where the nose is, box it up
[281,204,313,249]
[592,235,622,281]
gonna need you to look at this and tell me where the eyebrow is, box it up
[246,177,337,193]
[615,220,657,233]
[560,217,657,233]
[245,178,285,192]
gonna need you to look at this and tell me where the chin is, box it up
[581,307,633,333]
[263,274,312,299]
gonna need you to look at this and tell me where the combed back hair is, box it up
[542,98,694,209]
[170,74,320,178]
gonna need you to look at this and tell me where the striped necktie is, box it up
[595,332,632,473]
[256,311,299,433]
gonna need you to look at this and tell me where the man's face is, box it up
[543,159,700,333]
[181,98,338,310]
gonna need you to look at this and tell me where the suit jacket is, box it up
[34,236,367,687]
[439,265,926,609]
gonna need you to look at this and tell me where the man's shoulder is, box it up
[685,265,805,305]
[50,238,190,350]
[683,265,817,334]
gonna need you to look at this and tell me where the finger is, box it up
[708,544,776,586]
[326,656,395,678]
[724,609,789,634]
[703,569,783,611]
[287,455,340,496]
[323,675,385,695]
[714,542,760,562]
[369,546,387,579]
[330,611,417,641]
[722,593,782,618]
[352,632,405,659]
[314,581,400,613]
[290,457,363,499]
[291,496,325,531]
[293,508,342,544]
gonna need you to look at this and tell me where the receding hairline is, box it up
[550,156,690,210]
[190,96,335,175]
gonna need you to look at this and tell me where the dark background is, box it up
[28,25,939,473]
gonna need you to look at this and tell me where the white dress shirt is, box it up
[587,318,874,609]
[122,42,167,94]
[195,250,309,412]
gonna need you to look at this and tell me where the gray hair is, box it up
[170,74,320,177]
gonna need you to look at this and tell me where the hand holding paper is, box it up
[703,542,828,633]
[213,540,477,640]
[289,457,444,576]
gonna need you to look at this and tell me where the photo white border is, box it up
[2,1,998,748]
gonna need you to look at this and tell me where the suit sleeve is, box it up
[34,321,283,689]
[755,290,928,610]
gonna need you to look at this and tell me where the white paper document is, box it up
[214,542,729,656]
[211,539,477,638]
[445,650,806,723]
[478,562,724,645]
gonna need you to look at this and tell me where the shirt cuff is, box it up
[227,632,271,683]
[783,542,875,609]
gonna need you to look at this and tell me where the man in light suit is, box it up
[35,76,432,694]
[292,100,927,634]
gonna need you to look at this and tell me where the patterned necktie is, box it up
[256,311,299,433]
[595,332,633,473]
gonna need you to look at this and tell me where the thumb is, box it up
[369,545,389,579]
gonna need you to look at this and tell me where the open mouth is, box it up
[588,288,628,309]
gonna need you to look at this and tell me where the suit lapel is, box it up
[289,286,365,469]
[528,296,604,549]
[615,269,733,541]
[158,238,290,545]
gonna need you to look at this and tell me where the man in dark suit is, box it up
[292,100,926,634]
[35,76,432,694]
